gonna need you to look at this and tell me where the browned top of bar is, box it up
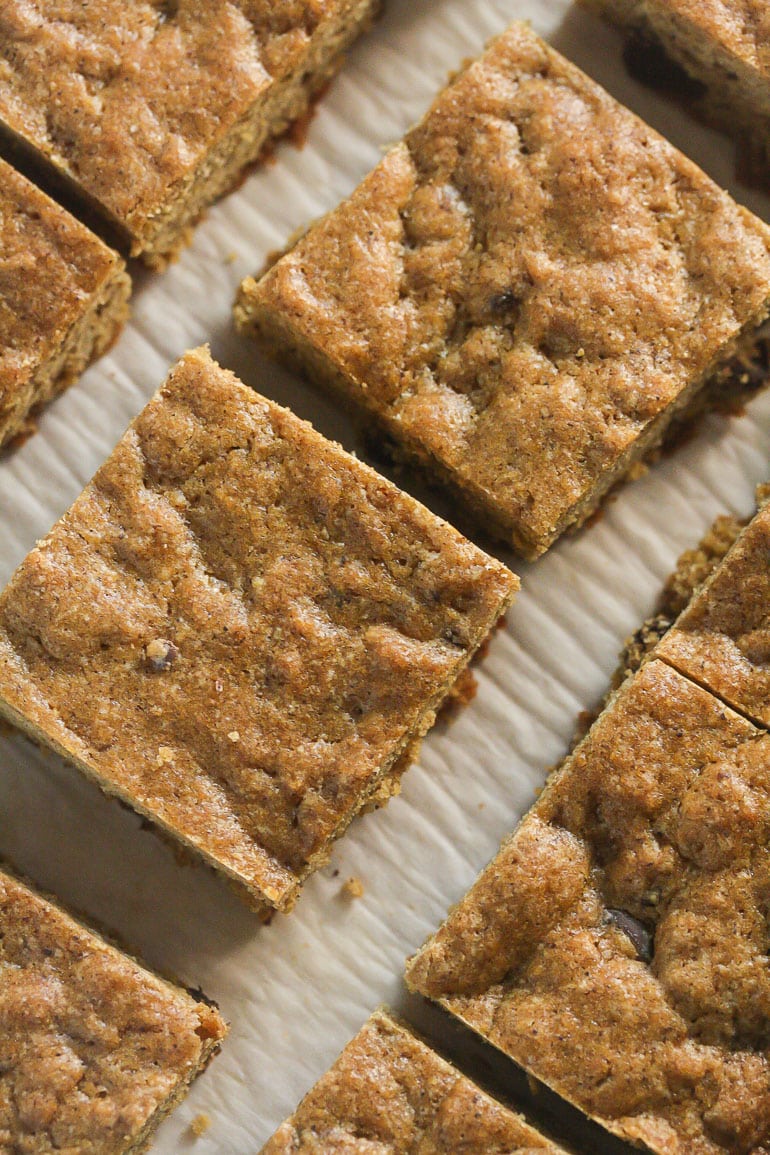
[0,348,516,910]
[262,1010,566,1153]
[242,22,770,556]
[0,867,225,1153]
[0,156,120,426]
[0,1,346,243]
[658,497,770,727]
[407,660,770,1154]
[657,0,770,75]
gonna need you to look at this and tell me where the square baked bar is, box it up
[0,347,516,914]
[0,157,130,449]
[0,865,226,1153]
[657,492,770,727]
[407,659,770,1155]
[583,0,770,183]
[236,22,770,559]
[0,0,379,264]
[261,1009,569,1154]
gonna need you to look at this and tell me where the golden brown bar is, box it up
[0,347,517,913]
[236,22,770,559]
[0,1,380,265]
[657,494,770,726]
[0,157,130,449]
[0,866,226,1153]
[583,0,770,183]
[407,659,770,1154]
[261,1009,569,1154]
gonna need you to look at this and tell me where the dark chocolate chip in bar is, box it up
[605,907,653,963]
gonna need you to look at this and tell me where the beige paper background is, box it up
[1,0,769,1149]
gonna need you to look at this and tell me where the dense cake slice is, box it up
[583,0,770,184]
[657,494,770,726]
[407,659,770,1155]
[0,865,226,1154]
[261,1009,568,1153]
[0,0,379,265]
[0,157,130,449]
[0,347,517,913]
[236,21,770,559]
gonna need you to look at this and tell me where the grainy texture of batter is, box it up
[0,867,226,1154]
[236,21,770,558]
[0,157,129,449]
[0,348,516,912]
[0,0,379,262]
[658,496,770,727]
[261,1010,567,1153]
[407,659,770,1155]
[584,0,770,182]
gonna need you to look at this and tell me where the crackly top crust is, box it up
[0,348,516,910]
[0,156,121,429]
[657,497,770,727]
[241,22,770,556]
[0,1,351,247]
[261,1010,566,1153]
[407,660,770,1155]
[0,867,225,1154]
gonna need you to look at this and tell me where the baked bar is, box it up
[0,157,130,449]
[407,658,770,1155]
[0,347,517,914]
[583,0,770,184]
[0,865,226,1154]
[657,493,770,726]
[0,1,380,265]
[261,1009,568,1153]
[235,21,770,559]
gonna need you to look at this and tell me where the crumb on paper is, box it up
[342,876,364,899]
[224,251,237,264]
[190,1113,211,1138]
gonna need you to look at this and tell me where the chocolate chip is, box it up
[489,290,518,313]
[606,908,653,963]
[145,639,179,672]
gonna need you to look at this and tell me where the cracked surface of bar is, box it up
[0,0,379,263]
[0,347,516,912]
[407,659,770,1154]
[0,866,226,1154]
[236,21,770,558]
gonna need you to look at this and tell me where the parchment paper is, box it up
[1,0,769,1148]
